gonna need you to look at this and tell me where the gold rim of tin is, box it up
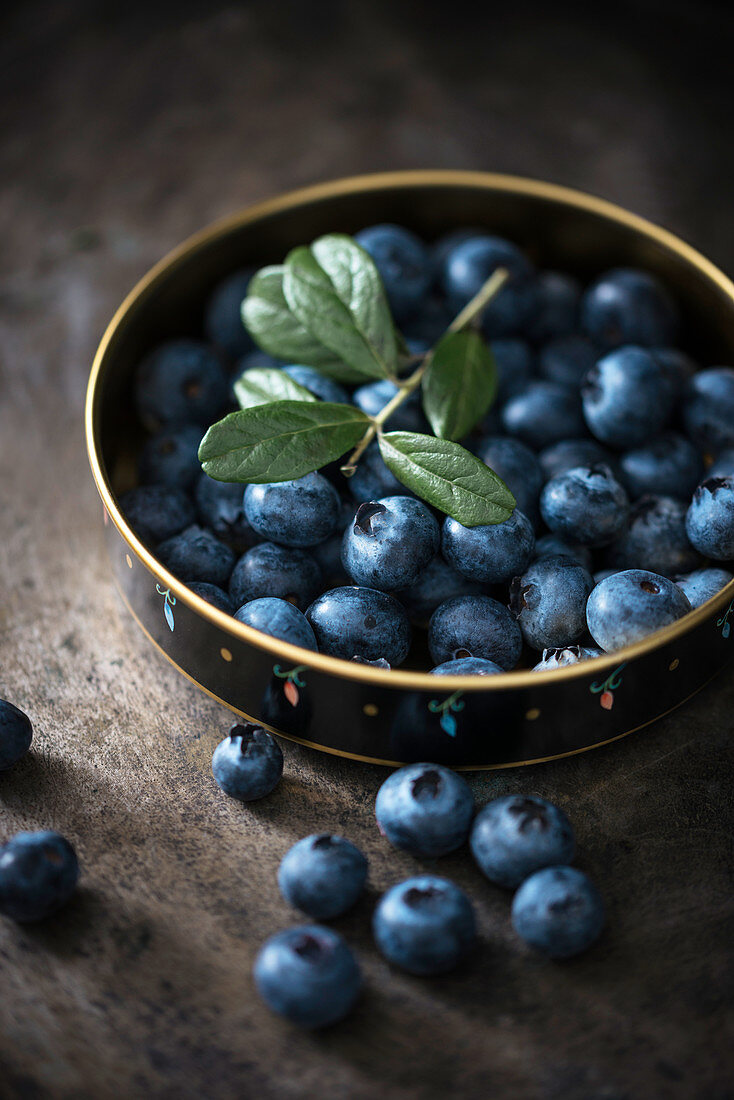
[86,169,734,693]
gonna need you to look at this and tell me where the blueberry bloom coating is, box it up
[375,763,475,857]
[490,338,536,401]
[586,569,692,651]
[442,510,535,585]
[352,379,428,433]
[212,724,283,801]
[244,473,341,549]
[532,646,602,671]
[0,699,33,771]
[186,581,234,614]
[204,268,255,359]
[278,834,368,919]
[582,346,674,448]
[683,367,734,452]
[430,657,504,675]
[306,586,411,666]
[538,335,597,388]
[428,595,523,670]
[675,568,734,609]
[538,439,615,483]
[347,442,406,502]
[607,495,702,577]
[708,448,734,479]
[511,866,605,958]
[685,475,734,559]
[580,268,677,350]
[441,234,537,336]
[234,597,318,651]
[618,432,704,501]
[229,543,321,610]
[138,425,203,489]
[282,365,349,404]
[355,223,431,321]
[372,875,477,975]
[342,497,440,591]
[119,486,196,546]
[157,525,235,588]
[474,435,543,523]
[134,339,228,430]
[540,465,629,547]
[470,794,575,889]
[502,381,586,450]
[0,831,79,922]
[510,555,594,651]
[533,533,593,571]
[254,924,362,1028]
[526,271,580,342]
[194,474,255,552]
[398,555,482,626]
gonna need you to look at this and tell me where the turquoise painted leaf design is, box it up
[440,712,457,738]
[164,601,175,632]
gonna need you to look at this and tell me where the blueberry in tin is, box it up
[540,464,629,547]
[533,533,593,572]
[617,432,704,502]
[244,473,341,549]
[675,567,734,608]
[0,831,79,922]
[375,762,474,857]
[118,485,196,546]
[138,425,204,489]
[685,475,734,560]
[532,646,602,671]
[234,597,318,651]
[511,866,605,958]
[580,268,677,350]
[278,834,368,919]
[586,569,692,651]
[156,524,235,588]
[306,586,411,666]
[470,794,575,889]
[0,699,33,771]
[355,223,431,322]
[428,594,523,670]
[352,378,428,434]
[212,723,283,801]
[398,555,482,626]
[430,656,504,675]
[282,364,350,404]
[186,581,234,614]
[606,495,702,577]
[526,270,580,343]
[372,875,477,976]
[441,234,537,335]
[204,268,255,359]
[442,510,535,585]
[195,473,255,551]
[229,542,321,610]
[501,381,586,450]
[346,441,407,502]
[342,497,440,592]
[538,438,615,483]
[510,555,594,652]
[538,334,597,389]
[135,339,228,430]
[582,346,674,448]
[490,338,536,401]
[682,367,734,452]
[473,435,543,524]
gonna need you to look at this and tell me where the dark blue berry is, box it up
[135,339,228,430]
[676,567,733,608]
[352,379,428,434]
[526,271,580,342]
[442,511,535,584]
[120,485,196,546]
[606,496,702,577]
[532,646,602,671]
[441,235,537,336]
[157,525,235,588]
[430,656,503,675]
[683,367,734,452]
[372,875,476,975]
[474,435,543,524]
[617,432,704,501]
[234,597,318,651]
[470,794,575,889]
[282,365,349,404]
[490,338,536,401]
[538,335,597,388]
[0,831,79,922]
[538,438,615,483]
[186,581,234,614]
[540,465,629,547]
[347,442,408,502]
[582,346,674,448]
[509,555,593,651]
[244,473,341,549]
[306,586,411,666]
[534,533,593,571]
[586,569,691,651]
[229,543,321,610]
[355,224,431,321]
[398,555,482,626]
[138,425,203,489]
[581,268,677,350]
[194,473,255,552]
[204,269,255,359]
[342,497,440,591]
[375,763,474,857]
[502,381,586,449]
[512,866,604,958]
[0,700,33,771]
[278,834,368,919]
[685,475,734,560]
[428,595,522,670]
[212,723,283,801]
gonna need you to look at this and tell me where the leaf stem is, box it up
[447,266,509,333]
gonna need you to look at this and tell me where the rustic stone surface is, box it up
[1,2,733,1097]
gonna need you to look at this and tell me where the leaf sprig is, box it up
[199,233,516,527]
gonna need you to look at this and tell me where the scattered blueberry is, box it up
[511,865,605,958]
[442,510,535,585]
[470,794,575,888]
[653,346,698,399]
[582,346,674,448]
[0,831,79,922]
[244,473,341,549]
[675,567,734,608]
[342,497,440,591]
[229,542,321,610]
[510,555,594,651]
[373,875,477,975]
[157,524,235,588]
[135,339,228,430]
[586,569,692,651]
[375,763,474,857]
[186,581,234,613]
[428,594,523,670]
[683,367,734,452]
[0,699,33,771]
[502,381,586,449]
[234,597,318,651]
[355,223,431,321]
[254,924,362,1027]
[119,485,196,546]
[580,268,677,350]
[685,475,734,560]
[212,723,283,801]
[540,465,629,547]
[278,834,368,919]
[306,586,412,666]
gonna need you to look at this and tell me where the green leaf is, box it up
[199,400,371,483]
[241,266,361,382]
[421,330,498,441]
[233,367,317,410]
[378,431,516,526]
[283,235,398,381]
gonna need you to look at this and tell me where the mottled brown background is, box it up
[1,1,733,1097]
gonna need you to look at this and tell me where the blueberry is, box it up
[157,525,235,588]
[502,381,586,450]
[606,495,702,577]
[470,794,575,889]
[254,924,362,1028]
[342,497,440,591]
[0,699,33,771]
[229,543,321,610]
[244,473,341,549]
[586,569,692,650]
[346,442,406,503]
[512,866,604,958]
[442,511,535,585]
[235,349,284,373]
[675,567,734,608]
[355,223,431,321]
[234,597,318,651]
[526,271,580,343]
[352,379,428,434]
[685,475,734,560]
[398,555,482,626]
[135,339,228,430]
[708,449,734,479]
[652,347,698,399]
[282,365,349,404]
[212,723,283,801]
[119,485,196,546]
[581,268,677,350]
[372,875,476,975]
[306,586,411,666]
[538,438,615,483]
[375,763,474,857]
[186,581,234,613]
[538,335,597,388]
[617,432,704,501]
[532,646,602,671]
[204,269,255,359]
[510,556,594,651]
[0,831,79,922]
[430,227,484,280]
[278,834,368,919]
[138,425,203,489]
[430,656,503,675]
[441,235,537,336]
[490,338,536,401]
[428,595,523,670]
[582,346,674,448]
[683,367,734,452]
[473,435,543,524]
[540,465,629,547]
[194,473,255,552]
[534,533,593,571]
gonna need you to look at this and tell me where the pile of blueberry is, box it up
[211,724,604,1028]
[120,225,734,673]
